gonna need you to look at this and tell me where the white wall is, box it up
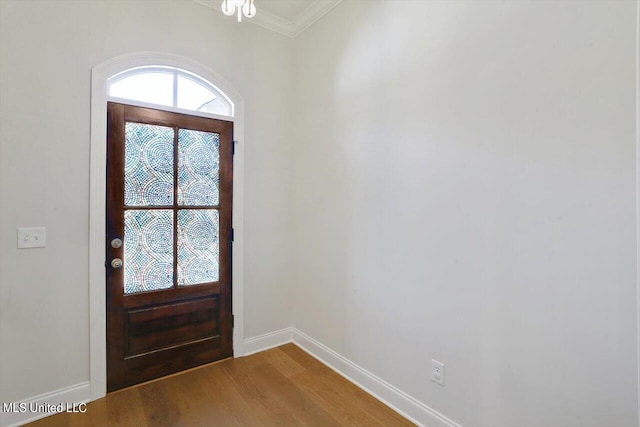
[1,1,638,426]
[0,0,293,406]
[291,1,639,426]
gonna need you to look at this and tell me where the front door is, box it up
[106,102,233,391]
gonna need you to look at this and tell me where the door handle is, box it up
[111,258,123,269]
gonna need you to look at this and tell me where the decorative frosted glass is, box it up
[178,129,219,206]
[177,210,219,286]
[124,210,174,294]
[125,122,174,206]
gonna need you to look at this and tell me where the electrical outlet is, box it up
[432,359,445,386]
[17,227,46,249]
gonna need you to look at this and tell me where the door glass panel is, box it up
[125,122,174,206]
[178,129,219,206]
[124,210,174,294]
[177,209,219,286]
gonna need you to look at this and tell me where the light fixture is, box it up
[221,0,256,22]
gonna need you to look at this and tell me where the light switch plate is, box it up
[17,227,46,249]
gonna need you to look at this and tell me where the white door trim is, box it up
[89,51,246,400]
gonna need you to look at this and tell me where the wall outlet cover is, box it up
[432,359,445,386]
[17,227,46,249]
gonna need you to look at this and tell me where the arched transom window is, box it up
[108,66,233,117]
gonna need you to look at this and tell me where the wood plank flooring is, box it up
[26,344,414,427]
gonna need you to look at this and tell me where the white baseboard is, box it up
[240,327,293,356]
[291,328,462,427]
[2,329,458,427]
[1,382,90,427]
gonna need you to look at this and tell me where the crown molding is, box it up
[292,0,342,36]
[193,0,342,38]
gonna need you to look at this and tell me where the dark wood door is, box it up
[106,102,233,391]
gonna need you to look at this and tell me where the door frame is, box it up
[89,52,246,400]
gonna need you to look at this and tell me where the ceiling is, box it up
[258,0,317,22]
[194,0,343,38]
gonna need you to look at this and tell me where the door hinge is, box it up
[232,140,237,155]
[231,227,234,242]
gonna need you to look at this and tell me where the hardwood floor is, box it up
[26,344,414,427]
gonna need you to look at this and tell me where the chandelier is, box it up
[221,0,256,22]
